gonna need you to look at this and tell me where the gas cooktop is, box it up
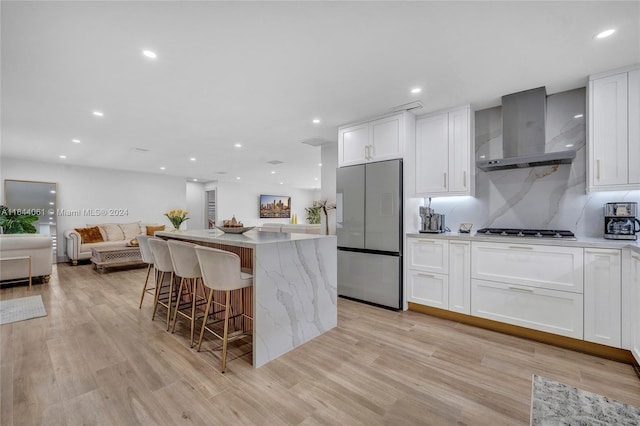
[475,228,576,240]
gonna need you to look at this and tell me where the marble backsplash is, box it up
[416,87,640,238]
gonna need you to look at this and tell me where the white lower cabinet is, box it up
[406,237,469,312]
[626,251,640,363]
[449,241,470,314]
[584,249,622,347]
[407,270,448,309]
[471,279,584,339]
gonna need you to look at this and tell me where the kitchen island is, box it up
[156,229,337,368]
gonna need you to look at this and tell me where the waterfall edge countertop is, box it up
[156,229,338,368]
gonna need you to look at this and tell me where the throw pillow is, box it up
[100,223,125,241]
[146,225,165,236]
[75,226,104,244]
[119,222,143,240]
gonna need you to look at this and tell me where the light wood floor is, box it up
[1,263,639,426]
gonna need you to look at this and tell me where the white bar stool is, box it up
[194,246,253,373]
[136,235,156,308]
[167,240,207,347]
[148,238,176,330]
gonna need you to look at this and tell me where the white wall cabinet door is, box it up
[631,251,640,364]
[415,113,449,194]
[338,123,369,166]
[415,106,472,197]
[407,238,449,274]
[449,241,470,314]
[584,249,622,347]
[407,270,448,309]
[628,69,640,184]
[447,107,471,194]
[370,114,404,162]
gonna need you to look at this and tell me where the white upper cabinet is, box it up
[588,64,640,191]
[414,105,473,197]
[338,112,414,167]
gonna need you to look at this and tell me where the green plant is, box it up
[0,205,38,234]
[305,206,322,224]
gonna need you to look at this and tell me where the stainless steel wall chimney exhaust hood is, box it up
[477,87,576,171]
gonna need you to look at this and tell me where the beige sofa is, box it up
[64,222,161,265]
[259,223,322,234]
[0,234,53,283]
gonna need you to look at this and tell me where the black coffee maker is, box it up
[604,202,640,240]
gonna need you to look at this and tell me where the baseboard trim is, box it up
[408,303,635,364]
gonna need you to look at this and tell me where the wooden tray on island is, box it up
[215,226,255,234]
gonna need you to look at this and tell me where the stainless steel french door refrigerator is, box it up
[336,159,402,310]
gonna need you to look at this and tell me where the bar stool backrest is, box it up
[148,238,174,273]
[167,240,201,279]
[137,235,154,265]
[195,246,249,291]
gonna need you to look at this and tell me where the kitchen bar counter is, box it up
[156,229,337,368]
[407,231,640,252]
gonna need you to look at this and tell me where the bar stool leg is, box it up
[166,272,175,331]
[151,270,164,320]
[171,277,187,334]
[190,278,198,347]
[197,288,215,351]
[221,290,231,373]
[138,264,153,308]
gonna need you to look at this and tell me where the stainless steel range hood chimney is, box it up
[477,87,576,171]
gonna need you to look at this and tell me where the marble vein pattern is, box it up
[530,375,640,425]
[253,237,337,367]
[424,87,640,237]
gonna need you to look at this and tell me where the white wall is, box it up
[321,142,338,234]
[1,157,187,261]
[203,180,320,227]
[186,181,206,229]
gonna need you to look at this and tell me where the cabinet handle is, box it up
[508,286,534,293]
[443,172,447,188]
[596,159,600,180]
[508,245,534,250]
[417,273,435,278]
[415,239,436,243]
[364,145,370,160]
[369,144,374,159]
[463,171,467,188]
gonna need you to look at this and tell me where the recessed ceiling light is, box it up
[49,217,53,220]
[411,88,422,94]
[574,114,584,119]
[318,163,322,167]
[49,202,54,205]
[236,177,241,180]
[59,155,67,159]
[314,178,318,181]
[193,178,198,182]
[480,155,486,159]
[271,171,276,174]
[279,182,283,185]
[142,50,157,59]
[50,190,56,194]
[312,119,321,124]
[595,29,615,39]
[190,157,196,161]
[72,139,81,143]
[565,144,574,148]
[160,166,166,170]
[92,111,104,117]
[234,143,242,148]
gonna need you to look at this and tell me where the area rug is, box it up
[530,374,640,425]
[0,295,47,325]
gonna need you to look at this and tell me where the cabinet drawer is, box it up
[471,242,583,293]
[471,279,583,339]
[407,270,448,309]
[407,238,449,273]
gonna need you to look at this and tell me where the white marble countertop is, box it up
[156,228,331,249]
[406,231,640,253]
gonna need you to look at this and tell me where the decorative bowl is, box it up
[215,226,255,234]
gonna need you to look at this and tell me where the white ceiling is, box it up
[1,1,638,189]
